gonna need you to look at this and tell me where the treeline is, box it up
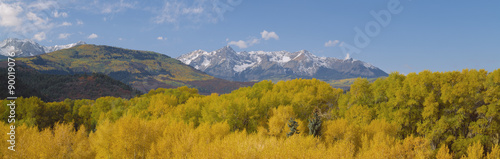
[1,69,499,158]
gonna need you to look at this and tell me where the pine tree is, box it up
[308,108,322,137]
[287,118,300,137]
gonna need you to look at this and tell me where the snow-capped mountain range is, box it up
[177,46,388,81]
[0,38,86,58]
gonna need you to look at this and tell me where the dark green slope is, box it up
[0,65,141,102]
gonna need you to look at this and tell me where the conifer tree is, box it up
[308,108,322,137]
[287,118,300,137]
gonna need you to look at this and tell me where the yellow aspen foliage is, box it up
[349,78,373,106]
[148,94,178,118]
[277,135,326,158]
[257,126,269,137]
[147,121,194,158]
[1,70,500,158]
[322,119,361,147]
[436,144,454,159]
[21,125,55,158]
[326,140,356,159]
[267,105,295,138]
[345,104,375,126]
[51,123,76,158]
[0,123,16,158]
[395,135,430,159]
[358,133,398,159]
[297,119,308,136]
[487,144,500,159]
[364,119,400,139]
[71,125,96,159]
[190,130,256,158]
[89,119,114,159]
[461,141,484,159]
[110,115,151,159]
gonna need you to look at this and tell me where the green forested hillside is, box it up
[16,44,253,94]
[327,77,379,91]
[1,69,499,158]
[0,65,141,102]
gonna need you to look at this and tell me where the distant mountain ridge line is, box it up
[177,46,388,81]
[0,38,86,58]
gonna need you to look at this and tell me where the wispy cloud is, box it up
[75,0,136,14]
[76,19,84,25]
[324,40,339,47]
[88,33,98,39]
[154,0,242,25]
[229,30,279,49]
[157,36,166,40]
[33,32,46,41]
[0,1,62,40]
[61,22,72,26]
[261,30,279,40]
[99,0,136,14]
[58,33,71,39]
[53,10,68,18]
[1,0,241,41]
[228,38,260,49]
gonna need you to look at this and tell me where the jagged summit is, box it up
[0,38,86,58]
[177,46,388,81]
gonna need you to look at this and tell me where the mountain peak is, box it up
[298,49,309,53]
[75,41,87,45]
[344,53,353,61]
[0,38,86,58]
[218,45,235,52]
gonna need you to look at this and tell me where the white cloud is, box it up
[154,0,242,25]
[61,22,72,26]
[182,7,203,14]
[154,1,183,24]
[228,38,260,49]
[0,1,59,35]
[99,0,136,14]
[25,11,54,31]
[249,38,260,45]
[261,30,279,40]
[76,19,84,25]
[58,33,71,39]
[157,36,166,40]
[88,33,98,39]
[27,12,46,24]
[33,32,46,41]
[228,40,248,49]
[53,10,68,18]
[229,30,279,49]
[0,2,23,27]
[28,1,58,11]
[118,38,123,40]
[324,40,339,47]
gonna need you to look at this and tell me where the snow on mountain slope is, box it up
[0,38,86,57]
[44,41,86,53]
[177,46,388,81]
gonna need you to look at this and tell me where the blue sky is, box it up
[1,0,499,74]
